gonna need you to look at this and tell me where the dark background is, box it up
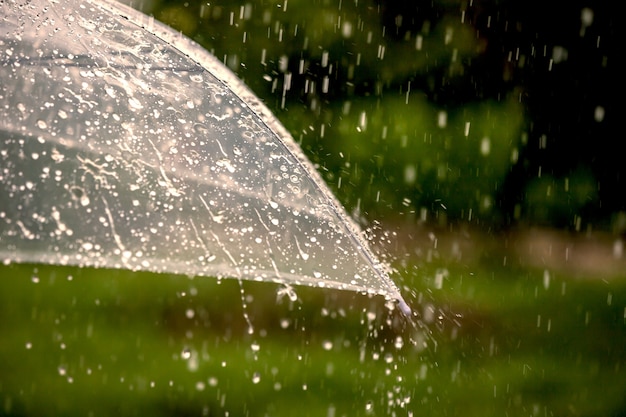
[153,0,619,231]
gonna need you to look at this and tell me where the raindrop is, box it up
[278,55,288,72]
[321,51,329,67]
[128,97,143,110]
[404,165,416,184]
[480,137,491,156]
[594,106,605,122]
[543,270,550,290]
[358,111,367,132]
[418,364,428,380]
[581,7,594,27]
[613,239,623,259]
[437,111,447,128]
[394,336,404,349]
[251,372,261,384]
[181,347,192,360]
[434,268,448,289]
[277,284,298,302]
[552,46,568,64]
[342,21,353,38]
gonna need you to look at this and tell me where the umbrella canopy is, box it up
[0,0,410,314]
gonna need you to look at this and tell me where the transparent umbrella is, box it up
[0,0,410,315]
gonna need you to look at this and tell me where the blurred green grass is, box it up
[1,256,624,416]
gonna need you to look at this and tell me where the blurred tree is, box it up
[144,0,616,231]
[479,0,618,230]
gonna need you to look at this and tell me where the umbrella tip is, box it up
[396,296,412,317]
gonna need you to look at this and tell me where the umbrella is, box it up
[0,0,410,315]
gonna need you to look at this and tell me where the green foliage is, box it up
[325,92,524,220]
[524,168,598,228]
[150,0,527,224]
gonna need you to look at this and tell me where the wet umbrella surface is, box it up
[0,0,410,314]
